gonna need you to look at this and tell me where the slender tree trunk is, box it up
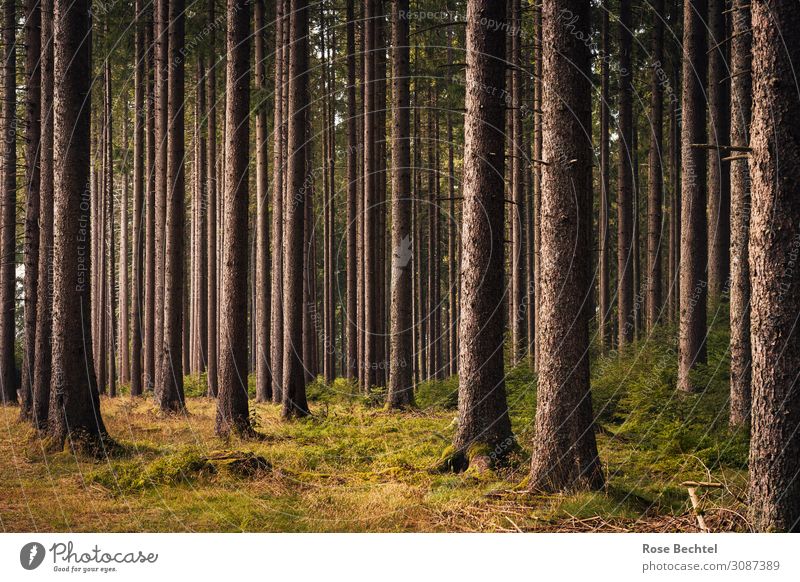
[728,0,751,428]
[195,57,207,375]
[32,0,54,426]
[387,0,413,408]
[678,0,708,393]
[707,0,731,300]
[131,0,144,396]
[48,0,108,449]
[153,0,168,390]
[105,59,117,398]
[282,0,310,419]
[119,110,130,386]
[362,0,377,391]
[143,6,156,393]
[510,0,525,365]
[645,0,664,331]
[529,0,604,493]
[155,0,186,411]
[616,0,634,347]
[667,20,681,324]
[20,0,41,418]
[97,116,107,396]
[254,0,271,403]
[598,3,611,350]
[0,0,17,404]
[206,0,219,397]
[216,0,254,435]
[748,0,800,532]
[449,0,513,471]
[270,0,286,403]
[532,3,542,370]
[345,0,358,383]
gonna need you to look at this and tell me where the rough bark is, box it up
[130,0,145,396]
[20,0,41,418]
[532,4,542,369]
[387,0,413,408]
[0,0,17,404]
[617,0,634,347]
[707,0,731,300]
[510,0,525,365]
[254,0,271,403]
[646,0,664,331]
[678,0,708,393]
[119,111,130,386]
[48,0,108,449]
[206,0,218,397]
[155,0,186,411]
[153,0,168,387]
[529,0,604,493]
[345,0,358,383]
[728,0,751,428]
[598,3,610,350]
[747,0,800,533]
[449,0,513,471]
[143,6,156,394]
[32,0,54,426]
[216,0,253,436]
[362,0,377,391]
[270,0,286,402]
[281,0,310,419]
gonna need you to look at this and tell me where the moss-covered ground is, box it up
[0,319,750,532]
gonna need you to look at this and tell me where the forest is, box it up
[0,0,799,533]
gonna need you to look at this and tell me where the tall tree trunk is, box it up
[646,0,664,331]
[216,0,254,435]
[48,0,108,449]
[97,113,107,396]
[678,0,708,393]
[282,0,310,419]
[32,0,54,426]
[529,0,604,493]
[206,0,218,397]
[532,3,542,369]
[667,15,681,324]
[254,0,271,403]
[195,57,207,375]
[0,0,17,404]
[156,0,185,411]
[144,5,156,393]
[387,0,413,408]
[131,0,144,397]
[617,0,634,347]
[119,110,130,385]
[510,0,525,365]
[270,0,286,403]
[105,59,117,398]
[345,0,357,383]
[707,0,730,300]
[362,0,377,391]
[728,0,751,428]
[449,0,513,471]
[153,0,169,391]
[748,0,800,532]
[20,0,41,418]
[598,3,611,350]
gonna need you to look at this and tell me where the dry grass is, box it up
[0,388,748,532]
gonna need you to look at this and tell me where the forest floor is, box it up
[0,317,752,532]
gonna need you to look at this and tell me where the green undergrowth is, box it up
[1,314,747,531]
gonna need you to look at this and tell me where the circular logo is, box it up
[20,542,46,570]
